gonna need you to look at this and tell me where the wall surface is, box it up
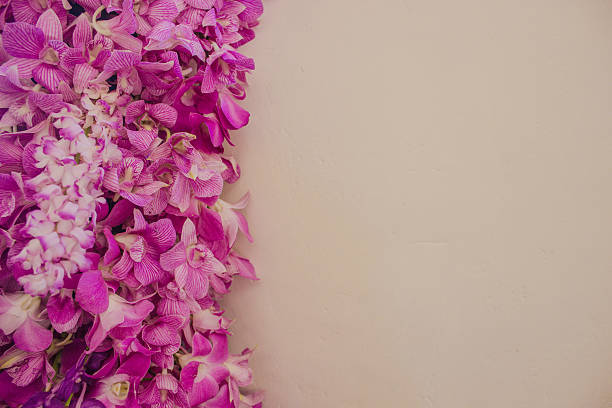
[222,1,612,407]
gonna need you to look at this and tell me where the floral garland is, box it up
[0,0,263,406]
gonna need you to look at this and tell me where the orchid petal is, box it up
[36,9,62,42]
[76,270,109,314]
[13,318,52,352]
[2,22,44,58]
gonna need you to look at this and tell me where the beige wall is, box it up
[222,1,612,407]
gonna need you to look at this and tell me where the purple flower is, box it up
[201,46,254,94]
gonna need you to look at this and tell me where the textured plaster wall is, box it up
[222,1,612,407]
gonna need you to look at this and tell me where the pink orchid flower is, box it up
[145,20,206,61]
[0,346,53,387]
[0,293,52,352]
[138,373,189,408]
[47,290,82,332]
[200,46,254,94]
[1,9,71,92]
[160,218,226,300]
[9,0,67,26]
[110,209,176,286]
[179,332,229,406]
[214,192,252,247]
[85,293,154,351]
[0,67,65,128]
[91,0,143,54]
[103,157,168,206]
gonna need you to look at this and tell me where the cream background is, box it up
[222,1,612,407]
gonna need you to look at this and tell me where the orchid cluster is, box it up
[0,0,263,406]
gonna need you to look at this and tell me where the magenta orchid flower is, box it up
[160,218,225,300]
[103,157,168,206]
[110,209,175,287]
[0,0,263,404]
[201,46,254,94]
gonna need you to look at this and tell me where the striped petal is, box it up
[2,22,44,58]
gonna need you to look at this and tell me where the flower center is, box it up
[111,381,130,399]
[40,47,59,65]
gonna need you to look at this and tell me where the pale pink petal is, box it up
[72,14,92,48]
[181,218,197,246]
[36,9,62,42]
[160,242,186,271]
[169,173,190,212]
